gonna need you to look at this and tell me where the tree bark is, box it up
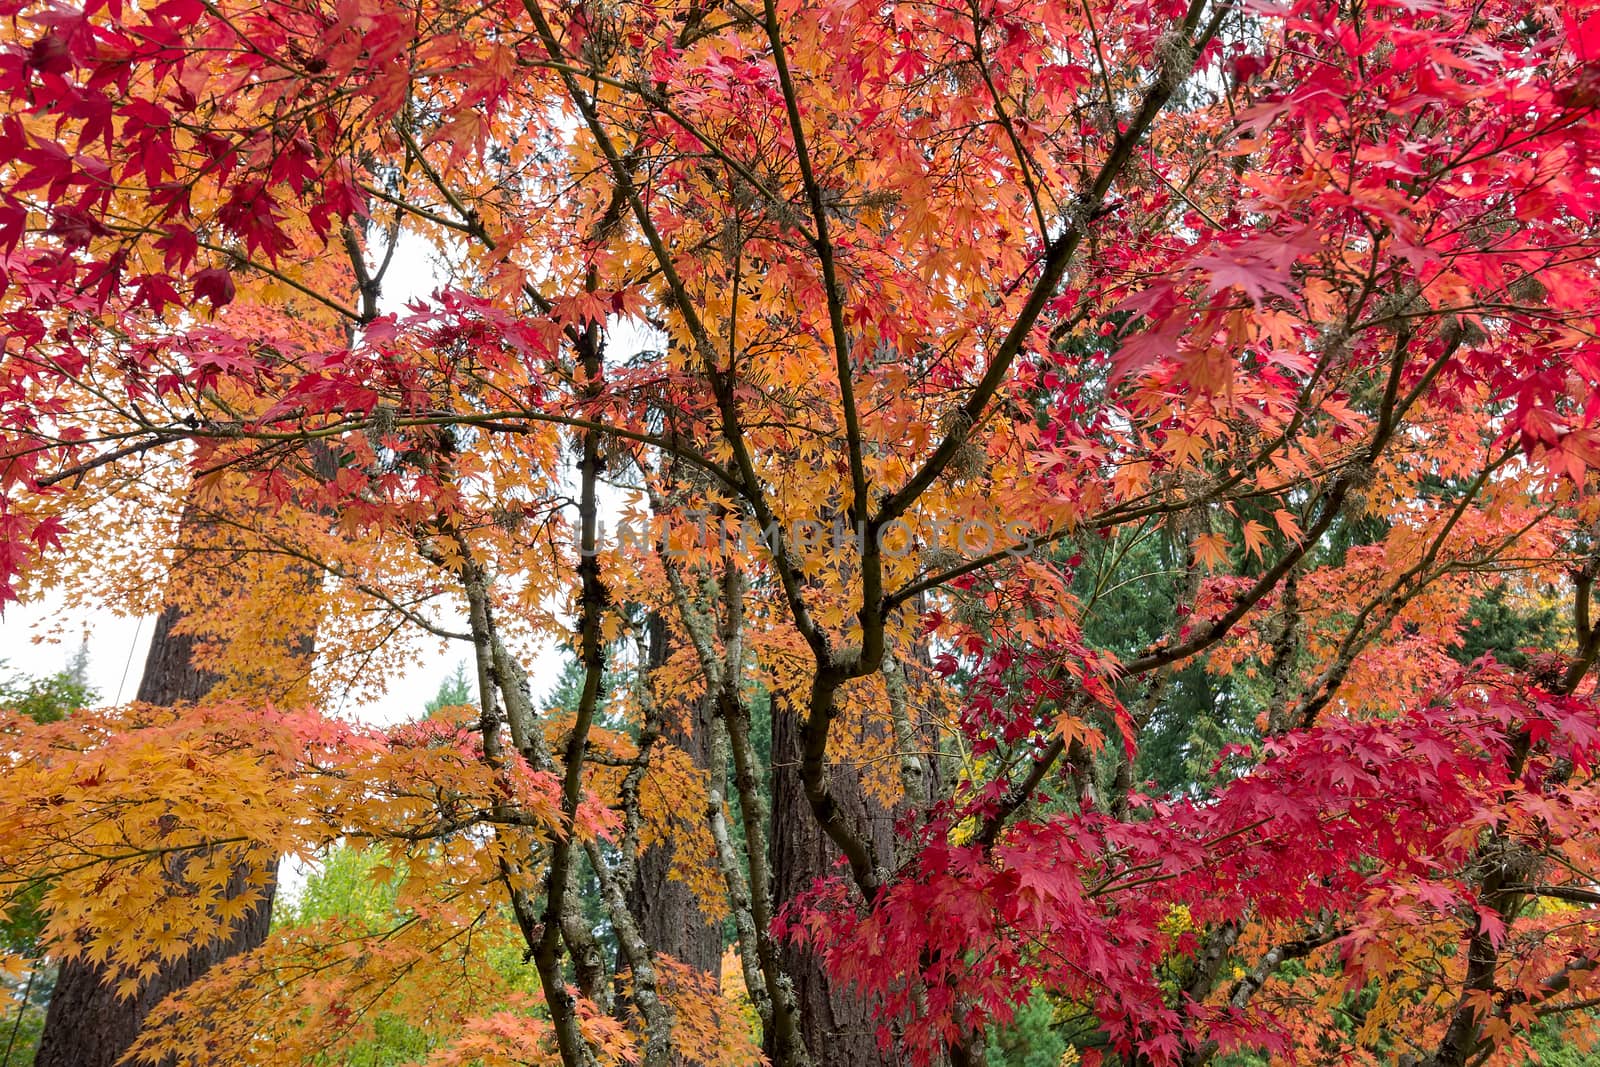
[627,613,723,978]
[34,870,274,1067]
[770,696,898,1067]
[34,607,279,1067]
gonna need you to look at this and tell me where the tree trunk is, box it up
[34,604,278,1067]
[34,873,274,1067]
[770,697,899,1067]
[628,613,723,977]
[626,702,723,977]
[133,602,220,705]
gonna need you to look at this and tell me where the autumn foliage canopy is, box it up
[4,0,1600,1063]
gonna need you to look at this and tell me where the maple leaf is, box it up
[191,267,235,309]
[1191,532,1231,571]
[1192,230,1318,306]
[1238,519,1268,559]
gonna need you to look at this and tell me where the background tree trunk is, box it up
[36,603,278,1067]
[627,613,722,977]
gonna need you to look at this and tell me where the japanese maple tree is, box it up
[3,0,1600,1064]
